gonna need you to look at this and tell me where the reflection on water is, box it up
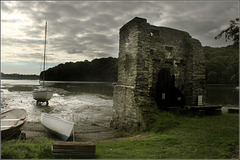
[206,84,239,105]
[45,81,114,97]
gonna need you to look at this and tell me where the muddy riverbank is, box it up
[1,80,124,142]
[21,121,125,142]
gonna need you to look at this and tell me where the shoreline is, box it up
[19,105,238,142]
[21,121,122,142]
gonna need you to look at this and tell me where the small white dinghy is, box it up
[1,109,27,140]
[41,113,75,141]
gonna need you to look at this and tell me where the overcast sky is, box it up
[1,1,239,75]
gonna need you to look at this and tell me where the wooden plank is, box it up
[52,144,95,149]
[189,105,222,110]
[52,150,95,156]
[52,141,95,146]
[52,151,95,155]
[52,152,95,158]
[52,141,96,157]
[52,145,95,150]
[205,109,222,115]
[52,152,95,156]
[52,141,95,149]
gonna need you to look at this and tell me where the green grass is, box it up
[1,137,53,159]
[1,112,239,159]
[96,112,239,159]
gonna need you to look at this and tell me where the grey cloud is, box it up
[2,37,43,46]
[2,2,11,12]
[2,1,238,64]
[19,52,43,59]
[49,36,87,54]
[95,52,112,58]
[67,48,83,54]
[156,2,238,46]
[78,33,115,45]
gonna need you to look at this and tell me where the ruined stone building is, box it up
[111,17,206,131]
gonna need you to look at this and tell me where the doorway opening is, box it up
[155,68,186,109]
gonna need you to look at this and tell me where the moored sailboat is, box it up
[33,21,53,106]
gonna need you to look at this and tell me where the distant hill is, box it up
[41,45,238,84]
[1,73,39,80]
[42,57,118,82]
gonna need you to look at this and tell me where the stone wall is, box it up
[111,17,206,131]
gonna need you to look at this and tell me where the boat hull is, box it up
[1,122,26,140]
[41,113,74,141]
[1,109,27,140]
[32,89,53,102]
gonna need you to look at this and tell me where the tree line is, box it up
[204,45,238,84]
[1,73,39,80]
[41,57,118,82]
[40,44,238,84]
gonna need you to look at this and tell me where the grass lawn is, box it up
[1,112,239,159]
[96,112,239,159]
[1,137,53,159]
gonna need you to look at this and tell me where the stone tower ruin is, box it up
[111,17,206,131]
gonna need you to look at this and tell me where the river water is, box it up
[1,80,239,125]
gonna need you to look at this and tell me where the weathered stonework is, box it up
[111,17,206,132]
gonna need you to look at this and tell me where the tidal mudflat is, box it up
[1,79,121,141]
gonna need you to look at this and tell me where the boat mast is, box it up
[43,21,47,88]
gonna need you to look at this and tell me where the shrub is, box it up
[1,137,53,159]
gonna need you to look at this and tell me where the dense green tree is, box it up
[204,45,239,84]
[207,71,218,84]
[1,72,39,80]
[41,57,118,82]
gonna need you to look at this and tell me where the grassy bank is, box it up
[1,137,53,159]
[96,112,239,159]
[1,112,239,159]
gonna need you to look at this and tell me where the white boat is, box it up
[33,88,53,105]
[33,21,53,105]
[41,113,75,141]
[1,109,27,140]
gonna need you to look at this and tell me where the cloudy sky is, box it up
[1,1,239,75]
